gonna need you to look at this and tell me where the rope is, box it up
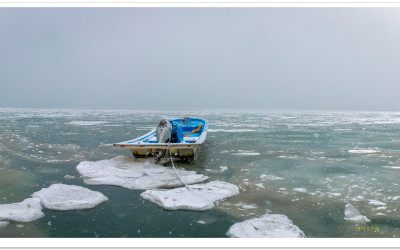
[167,144,191,191]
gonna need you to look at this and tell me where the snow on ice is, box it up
[348,149,380,154]
[293,188,307,193]
[231,150,260,156]
[76,156,208,190]
[344,203,370,223]
[32,184,108,210]
[226,214,305,238]
[0,198,44,222]
[140,180,239,211]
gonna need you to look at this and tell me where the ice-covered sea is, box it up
[1,108,400,237]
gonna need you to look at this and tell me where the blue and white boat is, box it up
[113,117,208,160]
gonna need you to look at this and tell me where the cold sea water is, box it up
[1,108,400,238]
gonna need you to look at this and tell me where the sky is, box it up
[0,7,400,111]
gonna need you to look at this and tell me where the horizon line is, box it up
[1,106,400,113]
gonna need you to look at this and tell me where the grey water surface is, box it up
[1,108,400,237]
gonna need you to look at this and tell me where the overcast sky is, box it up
[1,8,400,110]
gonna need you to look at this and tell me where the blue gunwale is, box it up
[114,118,208,147]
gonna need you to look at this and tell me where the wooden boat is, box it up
[113,117,208,160]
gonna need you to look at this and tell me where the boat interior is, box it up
[142,118,205,144]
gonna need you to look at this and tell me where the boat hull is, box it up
[113,118,208,160]
[127,144,200,159]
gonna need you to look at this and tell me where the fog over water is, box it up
[1,8,400,110]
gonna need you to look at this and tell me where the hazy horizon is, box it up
[1,8,400,111]
[2,106,400,114]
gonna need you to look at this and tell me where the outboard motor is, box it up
[156,119,171,143]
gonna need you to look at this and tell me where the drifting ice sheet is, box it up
[0,198,44,222]
[232,150,260,156]
[226,214,306,238]
[76,156,208,190]
[344,203,370,223]
[68,121,107,126]
[140,180,239,211]
[32,184,108,210]
[348,149,380,154]
[0,221,9,227]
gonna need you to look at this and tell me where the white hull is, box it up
[114,118,208,159]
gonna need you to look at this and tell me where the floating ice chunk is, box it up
[232,152,260,156]
[0,221,10,227]
[140,181,239,211]
[277,155,300,159]
[232,150,260,156]
[32,184,108,210]
[368,200,386,206]
[68,121,106,126]
[226,214,305,238]
[310,191,323,196]
[196,215,217,224]
[0,198,44,222]
[205,165,228,173]
[392,196,400,201]
[260,174,283,181]
[344,203,370,223]
[255,183,265,189]
[382,166,400,169]
[348,149,380,154]
[64,175,75,179]
[373,206,387,211]
[327,192,341,197]
[220,166,228,172]
[76,156,208,190]
[235,202,258,210]
[196,220,206,224]
[294,188,307,193]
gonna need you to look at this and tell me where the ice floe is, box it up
[260,174,283,181]
[294,188,307,193]
[0,198,44,222]
[140,180,239,211]
[382,166,400,170]
[348,149,380,154]
[219,166,228,172]
[205,165,228,173]
[76,156,208,190]
[0,221,9,227]
[32,184,108,210]
[344,203,370,223]
[226,214,306,238]
[255,183,265,189]
[68,121,107,126]
[235,202,258,210]
[232,150,260,156]
[64,175,75,179]
[392,196,400,201]
[368,200,386,206]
